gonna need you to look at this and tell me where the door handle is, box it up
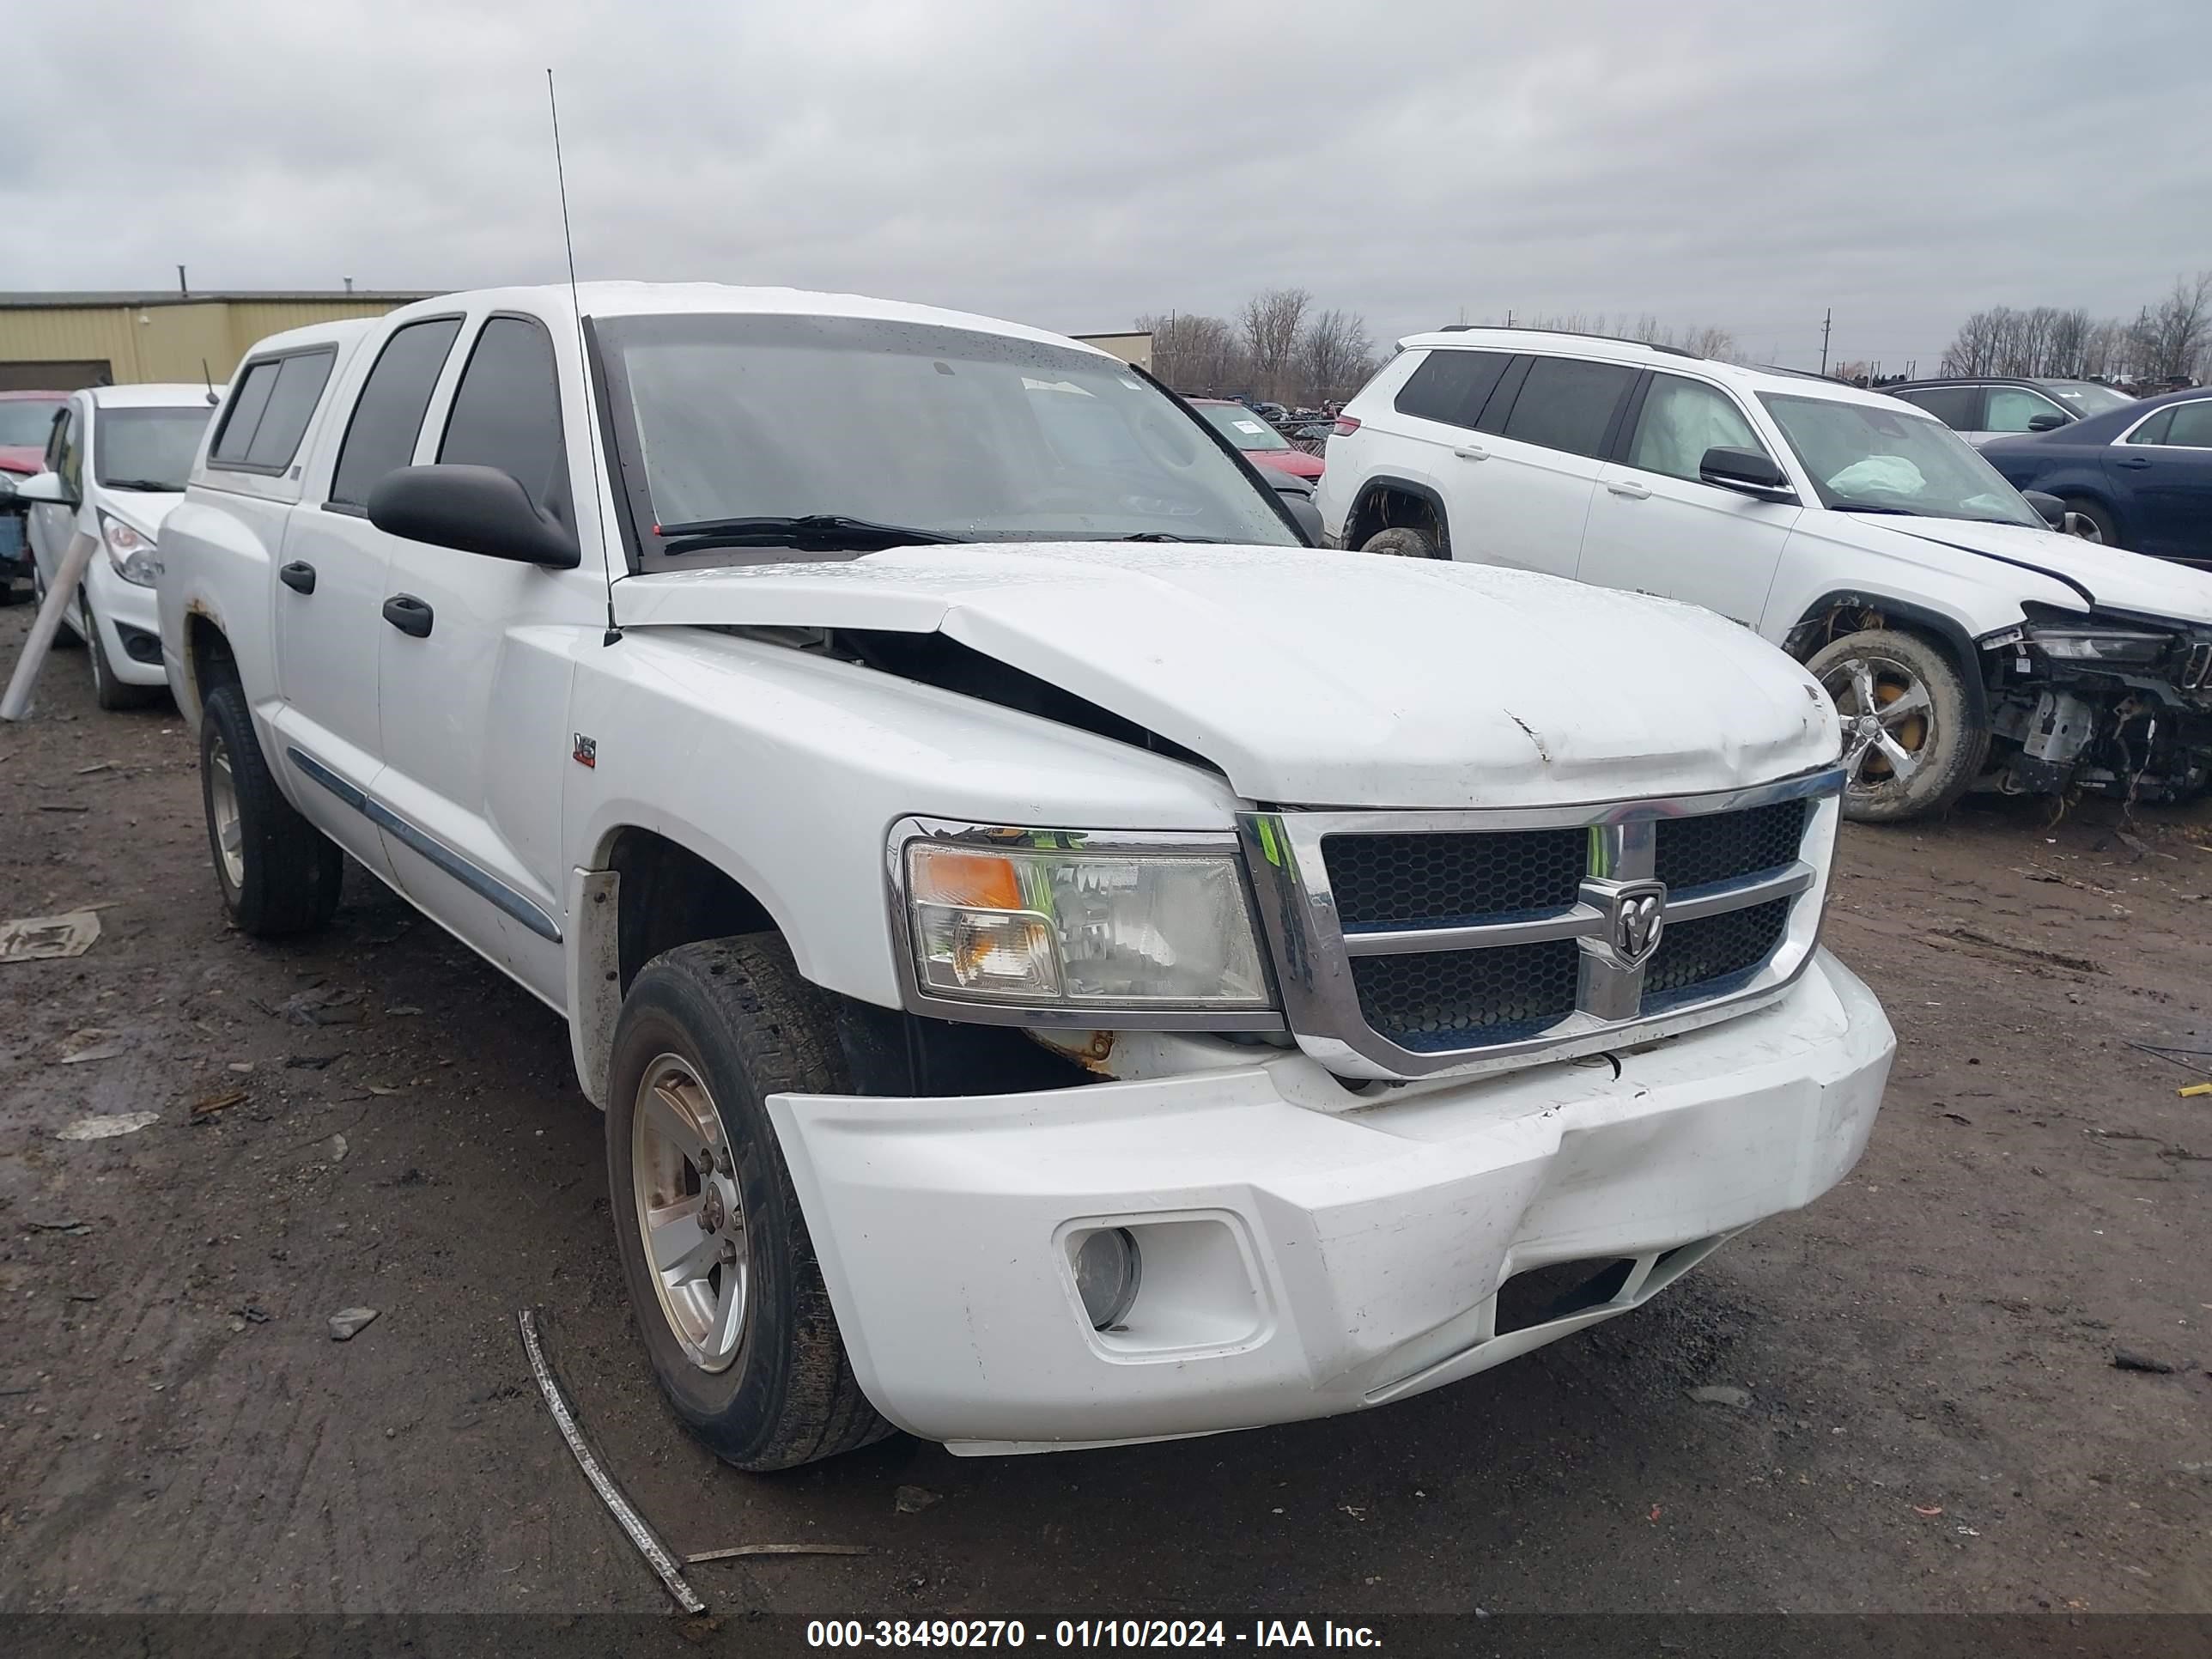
[278,561,316,594]
[1606,479,1652,500]
[382,593,434,638]
[1452,445,1488,461]
[2117,456,2153,469]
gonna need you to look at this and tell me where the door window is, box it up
[1498,356,1638,459]
[1393,348,1512,430]
[1627,375,1768,482]
[328,318,464,510]
[437,316,573,526]
[211,349,337,472]
[1893,386,1980,428]
[1984,386,2069,434]
[2160,401,2212,447]
[52,408,82,495]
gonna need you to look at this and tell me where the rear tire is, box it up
[198,680,344,935]
[606,936,893,1471]
[2063,499,2117,545]
[1362,526,1440,559]
[1806,629,1985,823]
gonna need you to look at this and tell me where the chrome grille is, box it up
[1239,769,1841,1082]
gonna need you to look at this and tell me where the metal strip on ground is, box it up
[516,1307,706,1614]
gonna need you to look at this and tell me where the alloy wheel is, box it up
[1822,653,1935,795]
[630,1053,749,1373]
[206,732,246,890]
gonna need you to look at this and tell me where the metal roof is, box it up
[0,290,440,310]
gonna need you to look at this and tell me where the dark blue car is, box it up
[1981,386,2212,568]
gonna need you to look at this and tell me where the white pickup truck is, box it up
[158,283,1894,1468]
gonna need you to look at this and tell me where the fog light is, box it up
[1073,1227,1141,1330]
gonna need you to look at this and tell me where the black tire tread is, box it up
[612,936,891,1470]
[199,680,344,935]
[1362,525,1439,559]
[1806,627,1986,823]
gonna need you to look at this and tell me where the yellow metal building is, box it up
[0,291,436,389]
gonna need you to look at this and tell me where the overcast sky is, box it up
[4,0,2206,373]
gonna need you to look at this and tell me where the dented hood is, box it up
[615,543,1841,808]
[1857,514,2212,623]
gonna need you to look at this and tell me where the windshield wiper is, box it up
[1116,532,1225,543]
[1825,500,1926,517]
[654,514,959,555]
[101,478,182,493]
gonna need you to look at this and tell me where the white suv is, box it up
[1317,330,2212,822]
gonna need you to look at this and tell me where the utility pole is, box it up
[177,264,188,297]
[1819,307,1832,376]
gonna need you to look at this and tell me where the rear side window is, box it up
[329,317,464,510]
[210,349,336,472]
[1893,386,1979,429]
[437,316,572,526]
[2163,401,2212,447]
[1394,349,1510,429]
[1499,356,1638,459]
[2124,408,2174,446]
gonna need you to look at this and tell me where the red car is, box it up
[0,389,67,477]
[1189,397,1323,481]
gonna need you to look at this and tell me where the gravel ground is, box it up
[2,602,2209,1633]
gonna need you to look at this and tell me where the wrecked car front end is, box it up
[1978,605,2212,799]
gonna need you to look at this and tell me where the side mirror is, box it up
[2022,489,2068,530]
[1698,446,1796,503]
[2027,411,2068,433]
[366,465,580,568]
[1264,474,1322,544]
[12,470,74,507]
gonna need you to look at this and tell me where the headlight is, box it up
[2027,625,2172,666]
[896,826,1274,1016]
[98,511,161,587]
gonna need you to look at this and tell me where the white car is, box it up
[158,285,1892,1467]
[1316,330,2212,822]
[19,383,219,708]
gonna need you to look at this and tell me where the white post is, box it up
[0,530,98,722]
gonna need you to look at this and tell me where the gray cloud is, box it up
[3,0,2206,371]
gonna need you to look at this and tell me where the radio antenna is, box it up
[547,68,620,646]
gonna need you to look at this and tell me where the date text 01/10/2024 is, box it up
[803,1619,1382,1648]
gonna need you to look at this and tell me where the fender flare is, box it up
[1346,475,1453,553]
[1784,591,1991,732]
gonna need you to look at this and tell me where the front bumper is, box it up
[769,949,1893,1454]
[83,556,167,684]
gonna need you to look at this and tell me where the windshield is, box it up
[1759,392,2043,528]
[2046,380,2135,416]
[600,313,1299,555]
[0,398,63,448]
[94,406,213,490]
[1197,402,1291,452]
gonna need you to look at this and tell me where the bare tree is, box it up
[1137,312,1245,394]
[1293,308,1375,404]
[1238,288,1311,403]
[2129,271,2212,382]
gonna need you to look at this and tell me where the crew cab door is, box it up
[270,322,461,879]
[1580,370,1800,628]
[371,312,593,1001]
[1460,354,1637,578]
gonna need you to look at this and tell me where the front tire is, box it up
[85,599,158,711]
[1806,629,1985,823]
[606,936,891,1471]
[2063,499,2117,545]
[198,680,344,934]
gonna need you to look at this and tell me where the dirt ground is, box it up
[2,599,2209,1631]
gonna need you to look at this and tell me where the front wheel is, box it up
[606,936,891,1470]
[198,681,344,934]
[85,599,158,711]
[2063,499,2117,545]
[1806,629,1986,823]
